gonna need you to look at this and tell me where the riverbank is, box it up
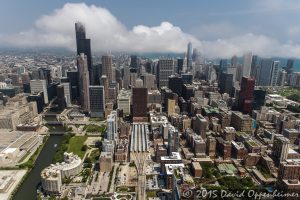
[12,135,64,200]
[8,134,49,200]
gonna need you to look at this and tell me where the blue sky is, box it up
[1,0,300,57]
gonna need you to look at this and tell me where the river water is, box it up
[13,133,64,200]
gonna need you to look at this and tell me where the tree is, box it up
[84,157,92,163]
[81,145,87,151]
[95,140,102,149]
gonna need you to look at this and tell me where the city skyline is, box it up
[1,1,300,58]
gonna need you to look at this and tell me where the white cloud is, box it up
[1,2,300,58]
[0,3,200,53]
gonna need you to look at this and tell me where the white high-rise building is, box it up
[117,89,131,115]
[60,82,71,106]
[30,79,48,104]
[241,52,252,80]
[270,61,280,86]
[107,110,118,140]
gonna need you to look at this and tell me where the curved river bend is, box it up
[13,134,64,200]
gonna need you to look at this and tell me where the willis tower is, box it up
[75,22,94,85]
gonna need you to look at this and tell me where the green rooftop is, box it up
[203,106,219,114]
[217,163,237,175]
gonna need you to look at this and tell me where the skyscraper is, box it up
[192,48,201,64]
[77,53,90,113]
[101,75,109,103]
[132,86,148,122]
[101,55,113,85]
[231,55,238,68]
[67,71,79,101]
[177,58,183,74]
[38,68,51,86]
[141,73,156,90]
[219,59,228,74]
[168,126,179,155]
[187,42,193,70]
[193,114,208,139]
[130,68,138,88]
[157,59,174,88]
[250,55,258,78]
[253,89,266,110]
[130,55,139,69]
[107,111,118,140]
[75,22,93,85]
[258,58,273,86]
[277,70,287,86]
[75,22,86,53]
[242,52,253,79]
[270,61,279,86]
[60,77,71,107]
[218,59,228,84]
[182,73,193,84]
[30,79,49,104]
[238,76,255,114]
[117,89,131,115]
[56,85,66,110]
[272,134,290,164]
[122,66,130,89]
[89,86,105,118]
[286,59,294,75]
[169,75,183,96]
[219,73,233,96]
[167,99,176,117]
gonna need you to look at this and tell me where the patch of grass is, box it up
[18,151,31,163]
[53,133,88,163]
[83,124,106,133]
[67,136,88,158]
[218,176,255,190]
[146,190,157,197]
[81,168,91,183]
[117,186,135,193]
[277,87,300,98]
[89,149,101,163]
[18,138,46,169]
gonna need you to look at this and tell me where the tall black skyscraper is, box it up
[56,85,66,110]
[75,22,94,85]
[75,22,86,54]
[169,75,183,96]
[177,58,184,74]
[286,59,294,75]
[130,55,139,69]
[67,71,79,101]
[219,73,233,96]
[253,89,266,110]
[89,86,105,118]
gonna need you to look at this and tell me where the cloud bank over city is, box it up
[1,2,300,58]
